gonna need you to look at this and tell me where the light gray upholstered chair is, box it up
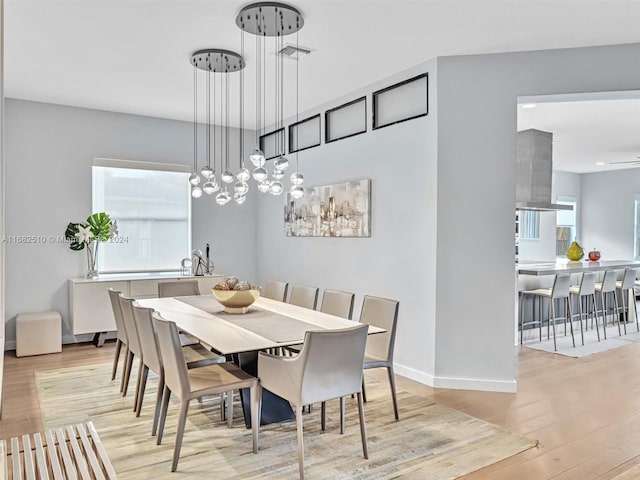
[108,288,128,385]
[616,267,639,333]
[360,295,400,420]
[131,303,226,434]
[153,315,261,472]
[158,280,200,298]
[288,284,319,310]
[263,280,288,302]
[595,270,622,337]
[320,289,355,319]
[569,272,599,344]
[258,324,369,480]
[118,294,143,400]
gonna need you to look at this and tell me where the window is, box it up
[92,159,191,273]
[556,196,577,257]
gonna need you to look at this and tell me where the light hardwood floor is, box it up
[2,340,640,479]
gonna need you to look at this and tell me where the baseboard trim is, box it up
[5,333,116,351]
[432,375,517,393]
[393,363,517,393]
[393,363,435,386]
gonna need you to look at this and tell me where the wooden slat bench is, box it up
[0,422,116,480]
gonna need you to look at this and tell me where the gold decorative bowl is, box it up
[211,288,260,314]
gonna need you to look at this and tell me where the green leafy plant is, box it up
[65,212,117,251]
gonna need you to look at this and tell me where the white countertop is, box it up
[69,272,223,283]
[517,259,640,276]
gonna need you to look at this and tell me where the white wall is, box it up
[255,60,438,383]
[4,99,256,347]
[434,43,640,391]
[581,167,640,260]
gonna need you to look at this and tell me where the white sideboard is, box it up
[69,273,223,336]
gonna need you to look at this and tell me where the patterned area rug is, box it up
[35,363,536,479]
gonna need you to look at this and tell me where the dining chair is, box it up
[288,284,319,310]
[158,280,200,298]
[616,267,639,333]
[153,315,261,472]
[263,280,288,302]
[285,289,355,356]
[360,295,400,420]
[107,288,128,386]
[319,289,355,319]
[131,303,226,434]
[117,294,143,400]
[258,324,369,480]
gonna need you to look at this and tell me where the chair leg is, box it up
[227,391,234,428]
[111,339,122,381]
[601,292,608,339]
[577,295,585,346]
[171,400,190,472]
[321,401,326,431]
[296,404,305,480]
[591,294,601,341]
[550,298,557,351]
[361,378,367,403]
[613,292,623,336]
[136,365,149,417]
[567,298,575,347]
[157,385,171,445]
[634,291,639,332]
[340,397,346,434]
[250,382,261,454]
[620,289,628,335]
[388,365,400,420]
[133,357,144,412]
[121,350,134,396]
[152,371,165,436]
[356,392,369,459]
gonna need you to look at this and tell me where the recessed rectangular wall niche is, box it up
[284,179,371,237]
[288,114,321,153]
[259,128,285,160]
[373,73,428,129]
[325,97,367,143]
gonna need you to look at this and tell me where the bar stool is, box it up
[569,272,600,345]
[595,270,621,337]
[520,274,573,351]
[616,267,638,333]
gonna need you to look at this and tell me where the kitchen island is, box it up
[518,259,640,276]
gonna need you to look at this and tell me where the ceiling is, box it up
[517,95,640,174]
[6,1,640,171]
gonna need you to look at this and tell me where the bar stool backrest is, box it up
[620,268,637,290]
[551,274,571,299]
[601,270,618,293]
[578,272,597,296]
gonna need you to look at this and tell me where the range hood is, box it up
[516,129,573,211]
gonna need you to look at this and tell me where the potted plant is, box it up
[65,212,117,278]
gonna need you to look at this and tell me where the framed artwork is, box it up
[284,179,371,237]
[372,73,428,130]
[325,96,367,143]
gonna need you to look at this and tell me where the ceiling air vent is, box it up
[276,43,313,60]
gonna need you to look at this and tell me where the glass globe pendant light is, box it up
[272,169,285,180]
[216,190,231,205]
[234,192,247,204]
[274,155,289,171]
[236,167,250,182]
[200,165,214,180]
[290,184,304,199]
[234,181,249,196]
[290,171,304,185]
[203,179,220,195]
[249,149,266,167]
[221,170,235,184]
[191,185,203,198]
[269,181,283,196]
[257,180,271,193]
[253,167,268,182]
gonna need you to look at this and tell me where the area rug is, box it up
[523,322,640,358]
[35,363,536,479]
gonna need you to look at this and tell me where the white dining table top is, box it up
[136,295,385,355]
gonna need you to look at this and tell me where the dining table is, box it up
[136,294,385,427]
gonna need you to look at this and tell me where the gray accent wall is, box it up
[4,99,256,346]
